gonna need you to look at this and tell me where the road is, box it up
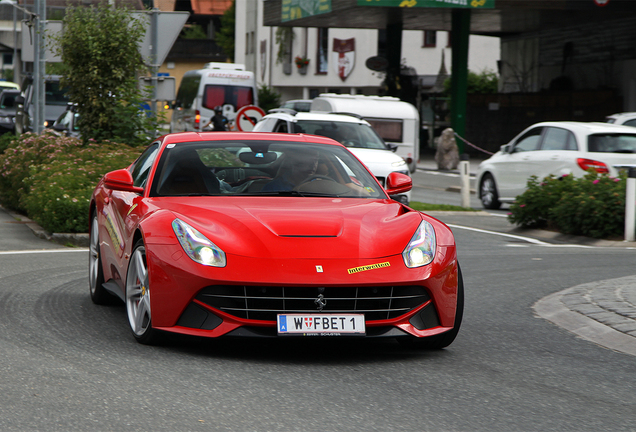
[1,175,635,431]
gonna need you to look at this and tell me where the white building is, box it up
[235,0,500,103]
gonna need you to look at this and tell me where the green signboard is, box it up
[357,0,494,8]
[282,0,332,22]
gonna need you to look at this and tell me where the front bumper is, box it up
[147,242,458,339]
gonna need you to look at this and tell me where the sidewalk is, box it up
[416,152,488,176]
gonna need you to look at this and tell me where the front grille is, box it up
[195,285,431,321]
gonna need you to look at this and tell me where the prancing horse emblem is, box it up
[314,294,327,311]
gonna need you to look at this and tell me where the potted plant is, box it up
[294,56,310,74]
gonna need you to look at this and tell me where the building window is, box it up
[423,31,436,48]
[317,28,328,74]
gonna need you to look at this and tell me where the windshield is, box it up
[587,134,636,153]
[150,140,386,199]
[293,120,388,150]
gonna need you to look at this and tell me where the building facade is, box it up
[235,0,500,104]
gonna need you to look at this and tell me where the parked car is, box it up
[15,74,70,134]
[89,131,463,348]
[279,99,312,112]
[606,112,636,128]
[52,103,80,138]
[476,121,636,209]
[0,89,20,134]
[0,80,19,91]
[252,110,411,204]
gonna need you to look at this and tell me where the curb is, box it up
[4,208,89,248]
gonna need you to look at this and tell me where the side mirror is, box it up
[501,144,511,154]
[385,172,412,195]
[104,169,144,194]
[386,143,398,153]
[15,95,24,106]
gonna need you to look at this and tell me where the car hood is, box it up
[347,148,407,177]
[153,197,423,259]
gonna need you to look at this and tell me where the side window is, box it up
[131,143,160,188]
[512,128,543,152]
[274,121,289,133]
[541,127,578,151]
[624,119,636,128]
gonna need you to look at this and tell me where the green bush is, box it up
[0,133,82,210]
[508,171,626,239]
[0,132,140,233]
[257,84,282,113]
[0,132,17,155]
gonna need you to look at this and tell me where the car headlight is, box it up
[391,159,407,168]
[402,220,436,268]
[172,218,226,267]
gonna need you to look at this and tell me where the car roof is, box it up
[159,131,346,147]
[606,112,636,122]
[262,111,370,125]
[529,121,636,134]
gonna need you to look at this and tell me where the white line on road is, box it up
[446,224,596,248]
[0,248,88,255]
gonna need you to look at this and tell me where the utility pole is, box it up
[34,0,45,134]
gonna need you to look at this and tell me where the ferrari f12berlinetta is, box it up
[89,132,463,348]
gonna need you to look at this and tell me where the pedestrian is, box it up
[204,106,228,131]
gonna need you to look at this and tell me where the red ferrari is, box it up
[89,132,463,348]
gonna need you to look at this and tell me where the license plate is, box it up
[277,314,366,336]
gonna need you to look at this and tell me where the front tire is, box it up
[480,173,501,209]
[399,263,464,350]
[125,239,159,345]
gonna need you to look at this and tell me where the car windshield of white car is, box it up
[588,134,636,153]
[149,140,386,199]
[293,120,388,150]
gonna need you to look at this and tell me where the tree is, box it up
[49,2,155,146]
[443,69,499,94]
[216,0,235,62]
[257,84,281,113]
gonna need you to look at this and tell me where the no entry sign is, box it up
[235,105,266,131]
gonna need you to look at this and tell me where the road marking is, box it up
[446,224,595,248]
[0,248,88,255]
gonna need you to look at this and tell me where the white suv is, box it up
[252,110,411,203]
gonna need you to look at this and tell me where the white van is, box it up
[311,94,420,172]
[170,63,258,132]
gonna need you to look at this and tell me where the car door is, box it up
[532,126,579,179]
[101,143,159,275]
[496,126,544,199]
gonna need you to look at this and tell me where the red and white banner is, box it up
[333,38,355,81]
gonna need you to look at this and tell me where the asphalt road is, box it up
[1,199,636,431]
